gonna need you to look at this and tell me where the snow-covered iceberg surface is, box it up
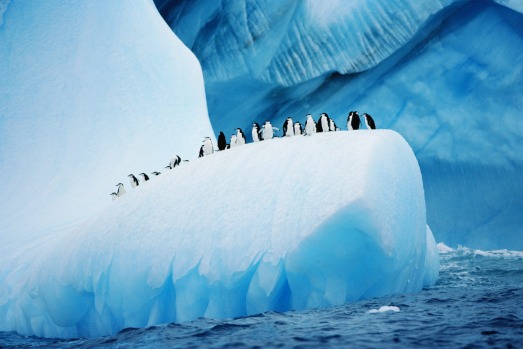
[0,0,214,248]
[0,131,439,338]
[156,0,523,250]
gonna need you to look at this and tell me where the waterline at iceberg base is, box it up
[0,131,438,338]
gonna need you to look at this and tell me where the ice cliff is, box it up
[0,131,439,338]
[0,0,214,248]
[156,0,523,250]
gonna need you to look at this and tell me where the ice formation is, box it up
[0,0,214,248]
[156,0,523,250]
[0,131,439,338]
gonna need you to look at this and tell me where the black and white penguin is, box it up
[262,121,273,140]
[252,122,263,142]
[305,114,316,135]
[170,155,181,169]
[294,122,303,136]
[128,174,139,188]
[230,134,238,148]
[202,137,214,156]
[363,113,376,129]
[236,128,246,145]
[317,113,330,132]
[139,173,150,182]
[116,183,126,197]
[110,192,117,201]
[198,145,204,158]
[218,131,227,151]
[283,117,294,137]
[151,171,161,176]
[329,118,339,131]
[347,111,361,130]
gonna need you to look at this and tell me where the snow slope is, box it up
[0,0,214,248]
[156,0,523,250]
[0,130,438,338]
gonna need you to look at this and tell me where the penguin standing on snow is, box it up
[283,117,294,137]
[329,118,339,131]
[294,122,303,136]
[230,134,238,148]
[218,131,227,151]
[262,121,278,140]
[168,155,181,169]
[116,183,126,197]
[252,122,263,142]
[128,174,139,188]
[305,114,316,135]
[347,111,361,130]
[139,173,150,182]
[263,121,273,140]
[363,113,376,129]
[317,113,330,132]
[236,128,246,145]
[110,192,117,201]
[201,137,214,156]
[151,171,161,176]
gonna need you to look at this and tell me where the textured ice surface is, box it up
[157,0,523,250]
[0,131,438,338]
[0,0,214,246]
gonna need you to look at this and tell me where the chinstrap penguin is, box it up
[317,113,330,132]
[236,128,246,145]
[305,114,316,135]
[252,122,262,142]
[128,174,139,188]
[294,122,303,136]
[230,134,238,148]
[202,137,214,156]
[139,173,150,182]
[218,131,227,151]
[283,117,294,137]
[347,111,361,130]
[363,113,376,129]
[116,183,126,197]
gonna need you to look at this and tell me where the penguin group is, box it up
[213,111,376,151]
[111,111,377,200]
[111,153,188,200]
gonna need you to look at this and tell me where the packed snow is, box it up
[157,0,523,250]
[0,0,214,249]
[0,130,439,338]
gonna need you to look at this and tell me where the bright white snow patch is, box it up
[368,306,400,314]
[0,130,438,338]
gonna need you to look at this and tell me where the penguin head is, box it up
[116,183,123,186]
[127,174,134,178]
[110,192,117,196]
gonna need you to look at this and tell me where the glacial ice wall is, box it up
[156,0,523,250]
[0,0,214,246]
[0,131,439,338]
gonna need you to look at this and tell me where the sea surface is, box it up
[1,245,522,348]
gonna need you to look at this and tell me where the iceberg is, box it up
[0,0,214,248]
[0,131,439,338]
[156,0,523,250]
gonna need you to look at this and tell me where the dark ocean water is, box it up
[1,245,522,348]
